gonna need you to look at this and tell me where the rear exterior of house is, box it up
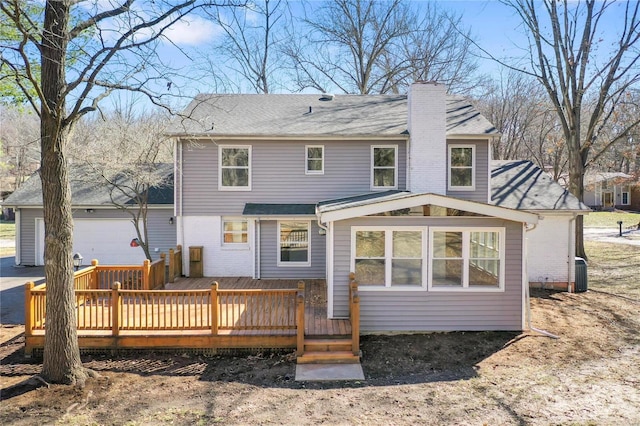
[170,83,560,332]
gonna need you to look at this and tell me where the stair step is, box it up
[297,351,360,364]
[304,338,353,352]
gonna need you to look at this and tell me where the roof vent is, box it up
[319,93,335,101]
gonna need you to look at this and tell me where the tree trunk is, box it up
[39,0,86,385]
[567,135,587,260]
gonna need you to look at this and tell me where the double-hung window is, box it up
[371,145,397,189]
[621,186,630,205]
[222,219,248,246]
[353,228,423,287]
[429,228,504,291]
[278,221,310,266]
[448,145,475,190]
[306,145,324,175]
[219,145,251,190]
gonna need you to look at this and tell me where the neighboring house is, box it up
[168,82,588,332]
[4,164,175,266]
[584,172,635,210]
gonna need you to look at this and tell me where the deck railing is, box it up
[168,245,183,283]
[349,272,360,356]
[25,280,304,353]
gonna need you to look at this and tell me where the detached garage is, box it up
[4,164,176,266]
[35,217,147,266]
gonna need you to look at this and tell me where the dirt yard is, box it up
[1,242,639,425]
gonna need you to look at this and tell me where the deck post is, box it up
[91,259,99,289]
[211,282,219,335]
[142,259,151,290]
[112,282,121,340]
[296,281,305,356]
[168,249,175,283]
[349,275,360,357]
[24,282,34,356]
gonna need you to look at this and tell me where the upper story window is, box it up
[371,145,398,190]
[305,145,324,175]
[429,228,504,292]
[219,145,251,190]
[448,145,475,191]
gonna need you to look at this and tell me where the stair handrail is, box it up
[348,272,360,356]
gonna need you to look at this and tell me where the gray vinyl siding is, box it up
[446,139,489,203]
[18,208,39,266]
[259,220,326,279]
[16,207,175,265]
[179,139,407,216]
[332,217,523,331]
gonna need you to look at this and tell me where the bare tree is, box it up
[381,3,484,94]
[0,107,40,190]
[203,0,290,93]
[70,111,173,261]
[501,0,640,258]
[476,71,568,179]
[286,0,413,94]
[285,0,481,95]
[0,0,238,385]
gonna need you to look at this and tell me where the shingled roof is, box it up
[3,163,174,207]
[168,93,497,138]
[491,160,589,211]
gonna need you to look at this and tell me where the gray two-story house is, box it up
[169,82,588,332]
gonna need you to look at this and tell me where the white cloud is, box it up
[163,16,220,46]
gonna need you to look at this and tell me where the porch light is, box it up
[169,217,174,225]
[73,253,83,271]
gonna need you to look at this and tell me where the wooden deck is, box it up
[166,277,351,337]
[25,276,355,355]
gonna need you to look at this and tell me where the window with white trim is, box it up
[353,228,424,287]
[621,185,630,205]
[222,219,248,246]
[371,145,397,189]
[219,145,251,190]
[306,145,324,175]
[278,221,310,266]
[448,145,475,190]
[429,228,504,291]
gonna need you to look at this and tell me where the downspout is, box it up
[525,222,559,339]
[256,219,261,279]
[567,214,577,293]
[176,139,186,275]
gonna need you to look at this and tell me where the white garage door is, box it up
[36,219,147,266]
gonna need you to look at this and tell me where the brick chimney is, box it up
[407,81,447,194]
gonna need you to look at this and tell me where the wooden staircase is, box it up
[297,337,360,364]
[295,274,361,365]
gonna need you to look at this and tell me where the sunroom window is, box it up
[354,228,423,287]
[430,228,504,291]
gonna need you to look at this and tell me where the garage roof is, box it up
[491,160,590,212]
[3,163,174,207]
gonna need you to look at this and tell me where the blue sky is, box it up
[100,0,632,110]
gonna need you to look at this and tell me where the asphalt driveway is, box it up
[0,257,45,325]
